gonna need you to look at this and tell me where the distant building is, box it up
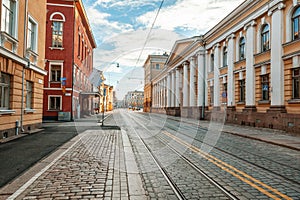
[143,54,168,112]
[43,0,96,121]
[99,84,113,112]
[0,0,47,138]
[125,91,144,110]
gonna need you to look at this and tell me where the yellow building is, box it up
[98,84,114,112]
[150,0,300,133]
[143,54,168,112]
[0,0,47,138]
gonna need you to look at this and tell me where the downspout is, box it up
[71,1,76,121]
[21,0,29,132]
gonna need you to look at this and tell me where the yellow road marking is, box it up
[162,131,292,200]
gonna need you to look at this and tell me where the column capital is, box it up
[182,61,189,67]
[226,33,236,41]
[196,50,205,56]
[212,43,220,50]
[268,2,285,16]
[244,20,257,31]
[189,56,196,62]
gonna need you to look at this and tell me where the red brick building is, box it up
[43,0,96,121]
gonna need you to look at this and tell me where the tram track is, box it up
[135,111,300,186]
[121,111,239,200]
[119,111,299,199]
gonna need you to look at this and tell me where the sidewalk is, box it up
[167,115,300,151]
[0,114,146,200]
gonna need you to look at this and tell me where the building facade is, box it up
[0,0,47,138]
[143,54,168,112]
[125,90,144,110]
[150,0,300,133]
[43,0,96,121]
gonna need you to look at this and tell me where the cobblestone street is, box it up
[0,110,300,200]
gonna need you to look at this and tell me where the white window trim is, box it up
[257,22,271,53]
[48,95,62,111]
[27,15,38,53]
[50,12,66,22]
[1,0,19,50]
[286,5,300,43]
[49,61,63,83]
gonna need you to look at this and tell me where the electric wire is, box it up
[134,0,164,67]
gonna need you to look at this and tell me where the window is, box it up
[1,0,16,35]
[222,83,227,103]
[26,81,33,109]
[239,79,245,102]
[156,64,160,69]
[292,7,300,40]
[223,46,228,67]
[239,37,245,60]
[210,86,214,105]
[51,65,61,82]
[261,24,270,52]
[261,75,269,101]
[49,96,61,110]
[52,21,63,47]
[292,68,300,99]
[0,73,10,109]
[210,53,214,72]
[27,18,37,51]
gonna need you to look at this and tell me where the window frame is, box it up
[26,81,33,109]
[239,37,245,60]
[223,46,228,67]
[261,74,270,101]
[261,24,270,52]
[0,73,10,110]
[292,7,300,40]
[50,64,62,82]
[292,68,300,99]
[210,85,214,105]
[210,53,214,72]
[239,79,245,102]
[27,16,38,52]
[1,0,17,36]
[48,95,62,111]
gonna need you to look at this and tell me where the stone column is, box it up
[167,73,171,107]
[213,44,220,108]
[227,34,235,107]
[245,20,256,108]
[189,57,196,107]
[269,2,286,110]
[197,50,205,107]
[164,78,167,108]
[171,70,176,107]
[183,61,189,107]
[175,67,180,107]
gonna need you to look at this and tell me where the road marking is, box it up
[162,131,292,200]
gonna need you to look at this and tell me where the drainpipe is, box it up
[20,0,29,132]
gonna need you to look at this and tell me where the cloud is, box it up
[137,0,244,34]
[93,28,183,71]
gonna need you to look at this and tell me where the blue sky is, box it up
[82,0,244,99]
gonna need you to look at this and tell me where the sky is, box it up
[82,0,244,100]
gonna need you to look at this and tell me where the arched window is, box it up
[292,7,300,40]
[210,53,214,72]
[50,12,65,48]
[223,46,228,67]
[239,37,245,60]
[261,24,270,52]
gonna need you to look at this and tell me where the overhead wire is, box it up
[134,0,165,67]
